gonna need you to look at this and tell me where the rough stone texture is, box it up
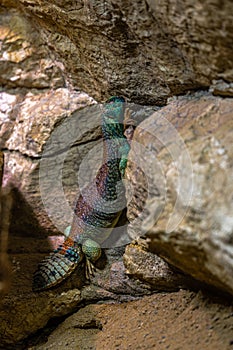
[30,290,233,350]
[0,153,13,296]
[0,7,195,347]
[0,247,153,348]
[0,151,3,189]
[2,0,232,104]
[1,1,233,348]
[1,88,99,237]
[126,93,233,296]
[0,6,65,89]
[0,151,5,293]
[210,80,233,97]
[0,5,99,236]
[123,238,196,292]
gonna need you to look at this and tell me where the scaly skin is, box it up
[33,96,130,291]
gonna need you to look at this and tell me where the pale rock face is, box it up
[1,88,98,237]
[0,7,98,236]
[125,94,233,295]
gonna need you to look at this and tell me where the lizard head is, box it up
[103,96,126,123]
[106,96,125,103]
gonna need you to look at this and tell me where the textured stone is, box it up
[0,1,233,347]
[0,151,3,189]
[0,6,65,89]
[32,291,233,350]
[123,239,196,291]
[0,280,82,346]
[1,88,98,236]
[126,93,233,295]
[0,152,13,297]
[0,247,151,347]
[0,6,102,237]
[4,0,232,104]
[210,80,233,97]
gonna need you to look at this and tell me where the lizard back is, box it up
[33,96,129,291]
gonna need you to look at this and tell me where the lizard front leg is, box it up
[64,226,102,279]
[81,238,102,279]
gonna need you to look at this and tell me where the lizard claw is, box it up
[85,259,96,280]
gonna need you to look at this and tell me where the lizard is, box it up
[33,96,130,292]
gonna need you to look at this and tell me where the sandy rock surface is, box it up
[29,290,233,350]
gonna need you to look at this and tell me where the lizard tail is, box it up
[32,239,84,292]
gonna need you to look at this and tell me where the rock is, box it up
[0,7,65,89]
[0,6,99,237]
[1,88,98,237]
[0,246,151,347]
[126,93,233,296]
[4,0,233,104]
[210,80,233,97]
[30,290,233,350]
[123,239,196,292]
[0,152,13,297]
[0,280,82,347]
[0,5,64,90]
[1,2,233,347]
[0,151,3,189]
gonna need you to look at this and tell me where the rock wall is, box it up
[3,0,233,104]
[0,152,3,189]
[0,1,233,347]
[125,93,233,295]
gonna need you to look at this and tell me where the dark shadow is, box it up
[8,186,51,239]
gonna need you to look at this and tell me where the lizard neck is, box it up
[101,118,125,158]
[98,117,124,201]
[72,97,128,240]
[101,96,125,160]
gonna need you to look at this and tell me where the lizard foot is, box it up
[82,238,101,279]
[85,259,97,280]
